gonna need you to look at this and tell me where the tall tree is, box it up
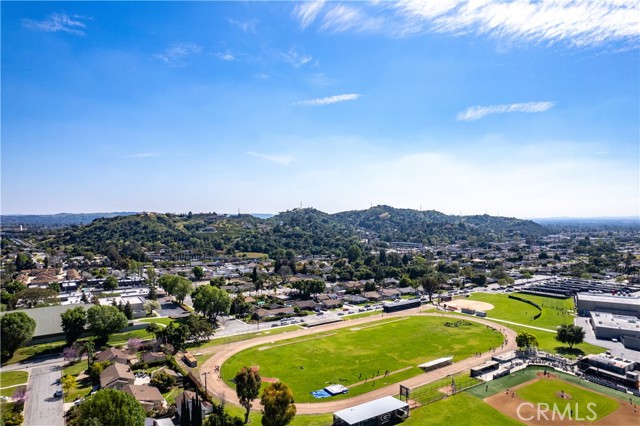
[192,266,205,280]
[261,382,296,426]
[86,305,128,343]
[235,366,262,424]
[172,278,193,305]
[60,306,87,344]
[103,276,119,291]
[1,312,36,361]
[192,285,230,324]
[191,394,203,426]
[515,331,538,349]
[420,275,441,303]
[15,287,58,308]
[124,301,134,320]
[180,398,191,426]
[83,340,95,369]
[14,253,36,271]
[556,324,586,349]
[72,388,145,426]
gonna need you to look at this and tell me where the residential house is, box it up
[100,363,135,390]
[95,348,135,365]
[140,351,167,365]
[380,288,401,300]
[121,384,166,411]
[363,291,384,302]
[321,299,342,309]
[292,300,317,311]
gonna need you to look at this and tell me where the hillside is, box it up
[36,206,549,261]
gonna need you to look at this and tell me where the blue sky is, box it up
[2,1,638,218]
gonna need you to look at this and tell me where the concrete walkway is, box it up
[198,309,518,415]
[483,317,557,333]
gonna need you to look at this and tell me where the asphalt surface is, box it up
[574,316,640,361]
[23,365,64,426]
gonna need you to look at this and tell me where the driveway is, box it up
[23,365,64,426]
[156,296,189,317]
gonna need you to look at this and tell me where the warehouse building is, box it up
[589,312,640,350]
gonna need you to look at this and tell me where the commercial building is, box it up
[589,312,640,350]
[333,396,409,426]
[576,293,640,318]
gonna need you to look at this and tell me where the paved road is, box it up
[23,365,64,426]
[199,309,518,415]
[574,317,640,362]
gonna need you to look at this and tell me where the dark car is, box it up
[53,390,63,398]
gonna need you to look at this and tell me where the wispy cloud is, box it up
[319,4,383,33]
[154,43,202,67]
[397,0,639,46]
[22,13,90,36]
[246,151,294,166]
[227,18,258,33]
[125,152,160,159]
[457,101,555,121]
[281,48,313,68]
[296,1,639,47]
[215,51,235,61]
[293,1,325,29]
[295,93,361,106]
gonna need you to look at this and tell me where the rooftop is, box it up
[334,396,408,424]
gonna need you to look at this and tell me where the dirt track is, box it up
[199,308,518,415]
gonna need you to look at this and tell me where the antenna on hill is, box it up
[420,204,422,211]
[300,202,303,209]
[238,208,240,216]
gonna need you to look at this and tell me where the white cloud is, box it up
[295,93,361,106]
[22,13,90,36]
[281,48,313,68]
[298,1,639,47]
[457,101,555,121]
[154,43,202,67]
[293,1,325,29]
[319,4,384,33]
[245,151,295,166]
[216,51,235,61]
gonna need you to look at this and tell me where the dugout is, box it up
[470,360,499,377]
[418,356,453,372]
[383,299,421,313]
[333,396,409,426]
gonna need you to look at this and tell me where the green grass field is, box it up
[0,385,26,398]
[138,317,177,326]
[466,293,605,357]
[0,372,28,389]
[404,392,524,426]
[516,379,619,422]
[223,316,504,403]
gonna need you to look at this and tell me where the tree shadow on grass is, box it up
[555,346,585,357]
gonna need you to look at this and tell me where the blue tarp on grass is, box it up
[311,390,332,398]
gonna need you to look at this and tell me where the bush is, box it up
[87,361,111,385]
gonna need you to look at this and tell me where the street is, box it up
[23,365,64,426]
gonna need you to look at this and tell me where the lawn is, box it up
[107,328,153,346]
[404,392,524,426]
[63,361,88,377]
[0,385,26,398]
[465,293,605,357]
[223,316,504,403]
[467,293,574,330]
[1,341,66,365]
[516,379,619,422]
[138,317,177,326]
[193,325,303,350]
[0,371,28,388]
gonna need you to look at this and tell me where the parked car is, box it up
[53,390,63,398]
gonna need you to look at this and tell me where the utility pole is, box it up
[202,371,211,399]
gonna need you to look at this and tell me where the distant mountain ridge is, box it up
[1,212,138,228]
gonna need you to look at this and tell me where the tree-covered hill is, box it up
[333,205,548,245]
[37,206,549,262]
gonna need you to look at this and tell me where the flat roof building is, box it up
[577,293,640,318]
[333,396,409,426]
[589,311,640,350]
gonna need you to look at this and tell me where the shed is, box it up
[333,396,409,426]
